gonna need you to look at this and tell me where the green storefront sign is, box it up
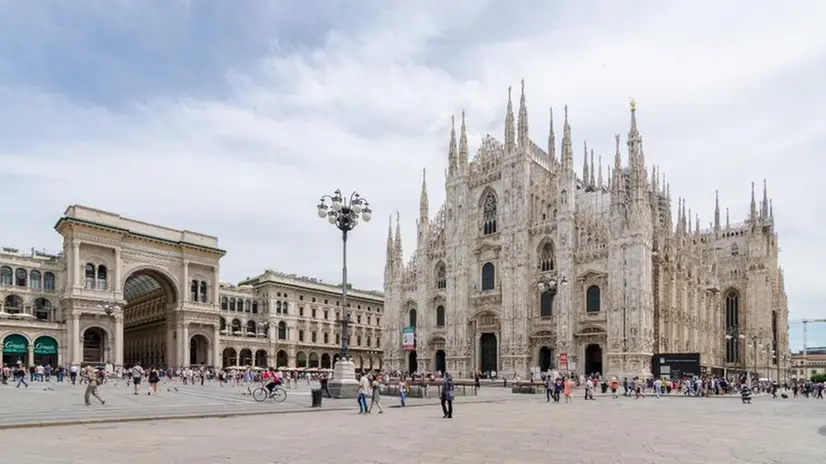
[3,334,28,354]
[34,336,58,355]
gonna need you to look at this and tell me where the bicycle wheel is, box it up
[251,387,269,402]
[272,388,287,403]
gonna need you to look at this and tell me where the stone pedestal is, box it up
[328,359,360,399]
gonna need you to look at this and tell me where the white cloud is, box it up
[0,1,823,321]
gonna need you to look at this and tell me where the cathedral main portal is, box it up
[480,333,497,373]
[122,269,178,367]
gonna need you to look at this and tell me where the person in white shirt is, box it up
[131,363,144,395]
[357,374,371,414]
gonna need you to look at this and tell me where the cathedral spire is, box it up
[726,207,730,229]
[561,105,573,169]
[419,168,429,220]
[394,211,403,266]
[582,141,590,185]
[714,190,721,233]
[688,207,693,234]
[447,115,457,177]
[598,154,603,188]
[459,111,468,173]
[629,98,639,140]
[611,134,624,208]
[385,214,394,268]
[761,179,769,219]
[749,181,757,225]
[547,107,556,164]
[695,213,700,235]
[769,199,774,221]
[588,148,597,188]
[517,79,529,149]
[505,86,516,153]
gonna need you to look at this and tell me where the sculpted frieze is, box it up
[74,232,121,247]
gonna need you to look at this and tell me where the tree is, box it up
[810,372,826,383]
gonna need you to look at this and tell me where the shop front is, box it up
[2,334,29,366]
[33,335,59,367]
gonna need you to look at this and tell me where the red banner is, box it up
[559,352,568,370]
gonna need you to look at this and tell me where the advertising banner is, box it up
[559,352,568,370]
[402,327,416,351]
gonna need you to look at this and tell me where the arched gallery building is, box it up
[0,205,384,371]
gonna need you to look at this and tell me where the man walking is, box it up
[84,366,105,406]
[131,363,144,395]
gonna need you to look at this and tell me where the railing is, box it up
[383,379,478,398]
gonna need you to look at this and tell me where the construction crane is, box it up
[791,319,826,379]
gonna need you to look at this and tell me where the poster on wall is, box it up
[559,352,568,370]
[402,327,416,351]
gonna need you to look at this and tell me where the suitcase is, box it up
[781,393,788,399]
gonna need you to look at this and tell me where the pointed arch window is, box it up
[481,262,495,291]
[540,290,554,317]
[725,290,740,363]
[96,265,108,290]
[0,266,12,285]
[30,270,42,289]
[409,308,417,328]
[482,192,498,235]
[539,242,554,272]
[84,264,95,289]
[44,272,55,291]
[435,262,447,289]
[586,286,601,313]
[436,305,445,327]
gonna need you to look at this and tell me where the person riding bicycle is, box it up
[265,368,281,393]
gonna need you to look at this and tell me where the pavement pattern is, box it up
[1,381,823,463]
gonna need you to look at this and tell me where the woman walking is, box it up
[369,375,384,414]
[441,372,454,418]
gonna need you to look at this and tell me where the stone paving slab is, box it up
[0,394,822,463]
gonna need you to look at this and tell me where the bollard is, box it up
[311,388,322,408]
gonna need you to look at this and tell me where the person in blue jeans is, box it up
[15,365,29,388]
[357,373,371,414]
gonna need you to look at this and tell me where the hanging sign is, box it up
[402,327,416,351]
[559,352,568,370]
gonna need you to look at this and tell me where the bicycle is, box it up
[252,382,287,403]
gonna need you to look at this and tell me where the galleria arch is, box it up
[121,267,179,367]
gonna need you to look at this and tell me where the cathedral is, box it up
[381,81,790,380]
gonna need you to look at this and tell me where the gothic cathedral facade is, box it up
[382,81,790,380]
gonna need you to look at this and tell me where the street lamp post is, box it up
[317,189,372,398]
[97,298,122,370]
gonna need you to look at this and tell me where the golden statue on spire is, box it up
[630,98,637,111]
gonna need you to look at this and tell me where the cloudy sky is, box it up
[0,1,823,348]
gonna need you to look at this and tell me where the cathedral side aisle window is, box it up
[481,263,495,290]
[586,286,601,313]
[540,290,554,317]
[482,192,497,235]
[539,242,554,272]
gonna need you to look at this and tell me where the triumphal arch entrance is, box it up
[56,205,225,370]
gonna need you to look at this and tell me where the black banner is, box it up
[651,353,701,379]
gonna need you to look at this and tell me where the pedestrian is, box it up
[131,363,144,395]
[148,367,160,395]
[399,377,409,407]
[369,375,384,414]
[563,377,572,403]
[441,371,454,419]
[84,366,105,406]
[356,373,370,414]
[15,365,28,388]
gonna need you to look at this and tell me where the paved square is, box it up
[1,389,823,463]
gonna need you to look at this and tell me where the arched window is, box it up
[200,281,208,303]
[4,295,23,311]
[283,302,289,314]
[276,301,282,313]
[252,301,259,314]
[435,262,447,289]
[409,309,417,328]
[97,265,108,290]
[84,264,95,289]
[15,268,27,287]
[0,266,12,285]
[540,290,554,317]
[33,297,52,322]
[190,280,198,301]
[482,192,498,235]
[538,242,554,272]
[245,300,251,312]
[481,262,495,291]
[436,305,445,327]
[231,319,242,332]
[586,286,601,312]
[277,321,288,340]
[725,290,740,363]
[30,270,42,289]
[43,272,56,291]
[221,296,228,310]
[229,298,236,311]
[219,318,227,331]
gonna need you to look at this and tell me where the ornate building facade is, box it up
[0,205,384,370]
[382,82,789,380]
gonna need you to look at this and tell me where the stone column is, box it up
[27,346,34,366]
[113,248,121,296]
[475,332,481,373]
[212,266,220,305]
[114,314,124,370]
[72,242,81,288]
[71,314,81,364]
[182,323,190,368]
[181,261,189,302]
[212,325,221,368]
